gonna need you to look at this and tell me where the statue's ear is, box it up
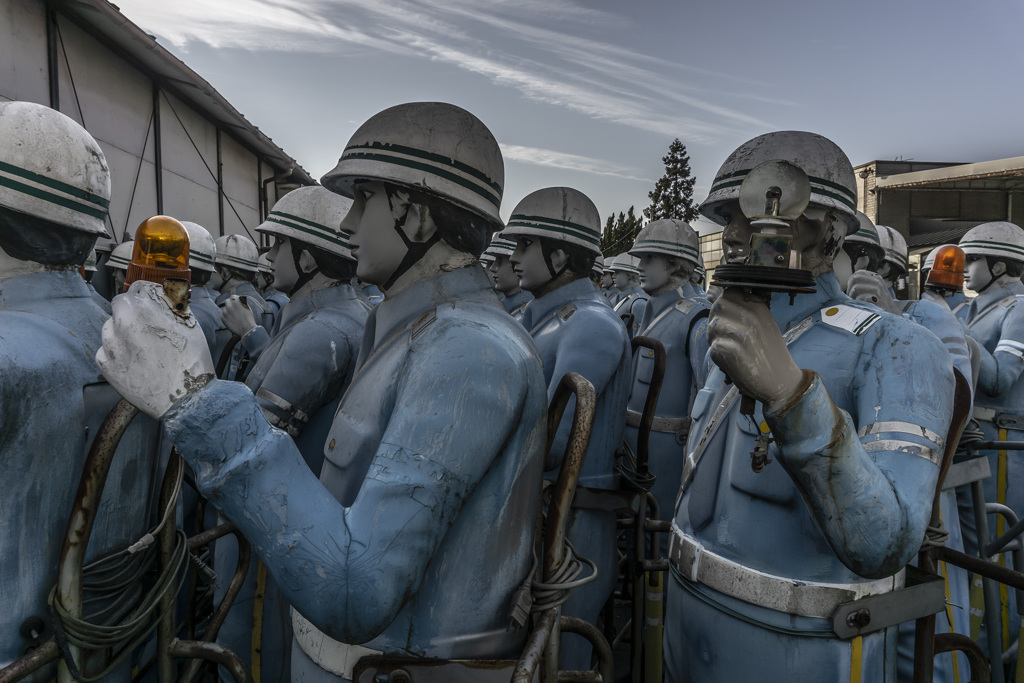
[298,249,318,274]
[992,260,1008,278]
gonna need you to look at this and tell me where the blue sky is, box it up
[115,0,1024,233]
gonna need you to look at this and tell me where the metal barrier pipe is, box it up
[558,617,612,683]
[972,478,1007,683]
[934,633,991,683]
[0,640,60,683]
[157,451,184,683]
[511,610,558,683]
[56,398,140,683]
[169,640,253,683]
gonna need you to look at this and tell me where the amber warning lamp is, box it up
[125,215,191,316]
[926,244,966,292]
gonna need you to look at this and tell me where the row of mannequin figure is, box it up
[4,95,1024,683]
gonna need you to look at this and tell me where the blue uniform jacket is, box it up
[164,265,547,664]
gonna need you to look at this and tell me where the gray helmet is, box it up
[609,252,641,276]
[484,231,517,259]
[592,255,605,278]
[321,102,504,232]
[959,222,1024,263]
[83,248,98,272]
[256,186,355,260]
[876,225,908,274]
[0,101,110,237]
[700,130,858,235]
[629,219,700,266]
[214,234,260,273]
[180,221,217,273]
[504,187,602,256]
[107,241,133,272]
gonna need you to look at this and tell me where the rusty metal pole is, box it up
[55,398,140,683]
[157,451,184,683]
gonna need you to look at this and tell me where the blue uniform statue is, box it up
[485,231,532,321]
[623,219,710,527]
[955,222,1024,655]
[845,216,971,683]
[211,233,272,379]
[258,251,291,326]
[214,186,370,683]
[683,253,706,298]
[591,256,607,296]
[81,248,112,313]
[665,131,954,683]
[507,186,632,671]
[0,102,160,681]
[177,221,223,356]
[105,240,132,296]
[97,102,548,683]
[603,257,621,304]
[609,252,648,336]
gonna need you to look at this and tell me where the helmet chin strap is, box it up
[381,191,441,292]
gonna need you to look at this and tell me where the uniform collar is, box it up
[768,271,846,331]
[368,265,496,351]
[970,279,1020,315]
[278,283,360,330]
[0,270,92,312]
[190,285,214,304]
[216,281,261,305]
[646,286,686,318]
[521,277,598,330]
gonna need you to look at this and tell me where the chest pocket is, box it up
[635,347,656,385]
[727,410,797,505]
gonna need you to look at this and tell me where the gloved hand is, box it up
[222,294,259,338]
[847,270,902,315]
[96,281,215,419]
[708,288,804,411]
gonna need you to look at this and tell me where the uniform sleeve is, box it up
[907,300,974,398]
[972,301,1024,398]
[546,310,629,470]
[765,320,952,578]
[248,319,355,439]
[164,327,535,643]
[239,325,271,363]
[687,313,711,390]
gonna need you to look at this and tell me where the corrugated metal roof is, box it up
[875,156,1024,190]
[54,0,316,186]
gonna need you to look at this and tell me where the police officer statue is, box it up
[97,102,548,682]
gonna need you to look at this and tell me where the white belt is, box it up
[668,524,904,619]
[291,609,383,679]
[974,406,997,422]
[625,408,691,435]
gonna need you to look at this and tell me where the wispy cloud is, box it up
[500,144,653,183]
[115,0,780,141]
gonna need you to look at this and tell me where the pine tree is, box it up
[644,138,698,223]
[600,206,644,257]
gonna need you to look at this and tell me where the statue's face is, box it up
[112,268,127,293]
[510,237,551,293]
[601,272,613,288]
[344,181,407,288]
[268,236,300,292]
[613,270,631,290]
[488,255,520,295]
[964,255,994,292]
[638,253,675,294]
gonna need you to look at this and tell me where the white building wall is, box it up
[0,0,48,105]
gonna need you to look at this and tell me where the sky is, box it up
[113,0,1024,234]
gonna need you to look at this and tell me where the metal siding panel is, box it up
[160,91,219,193]
[960,191,1006,221]
[0,0,48,104]
[162,170,220,233]
[910,191,959,219]
[220,133,260,238]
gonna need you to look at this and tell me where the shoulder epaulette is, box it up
[411,309,437,339]
[819,304,881,336]
[557,303,577,321]
[1000,296,1018,309]
[675,298,698,316]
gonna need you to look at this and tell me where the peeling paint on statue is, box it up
[97,103,547,682]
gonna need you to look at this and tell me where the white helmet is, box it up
[876,225,908,274]
[257,186,355,260]
[700,131,858,235]
[609,252,641,276]
[504,187,602,256]
[107,241,133,272]
[180,221,217,273]
[592,255,605,277]
[214,233,260,273]
[629,219,700,266]
[83,248,98,272]
[691,253,706,284]
[0,101,110,237]
[321,102,504,232]
[484,231,517,258]
[959,222,1024,263]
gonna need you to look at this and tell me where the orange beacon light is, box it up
[125,215,192,315]
[925,244,966,291]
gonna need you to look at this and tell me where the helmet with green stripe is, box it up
[700,131,858,235]
[256,186,354,260]
[107,241,133,272]
[876,225,908,275]
[214,234,260,273]
[592,255,605,278]
[484,231,517,259]
[609,252,641,276]
[84,248,98,273]
[959,222,1024,263]
[0,101,110,237]
[321,102,504,232]
[503,187,602,256]
[629,219,700,266]
[180,221,217,273]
